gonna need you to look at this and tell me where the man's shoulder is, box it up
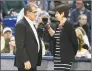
[85,8,91,13]
[71,9,77,13]
[15,18,26,27]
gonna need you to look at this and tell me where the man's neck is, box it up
[78,6,85,11]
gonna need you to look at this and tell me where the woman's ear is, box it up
[9,42,10,45]
[60,12,64,20]
[60,12,64,18]
[78,18,81,22]
[62,12,64,17]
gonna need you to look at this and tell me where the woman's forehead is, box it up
[81,15,87,19]
[11,37,15,40]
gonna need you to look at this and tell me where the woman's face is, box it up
[79,16,87,25]
[9,37,15,47]
[55,11,64,21]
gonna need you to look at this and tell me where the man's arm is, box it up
[15,23,29,63]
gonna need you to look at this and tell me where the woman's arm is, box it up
[45,24,55,37]
[48,26,55,37]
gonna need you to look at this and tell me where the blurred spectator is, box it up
[50,0,71,11]
[0,22,3,34]
[9,36,16,54]
[75,27,91,58]
[0,22,5,51]
[37,11,53,55]
[74,14,90,42]
[50,0,63,10]
[76,27,90,47]
[0,12,5,28]
[3,0,25,16]
[70,0,91,26]
[0,35,5,52]
[0,12,3,22]
[84,0,91,11]
[72,0,91,10]
[1,27,13,53]
[24,0,27,4]
[3,27,12,39]
[72,0,76,10]
[0,1,8,18]
[37,0,48,11]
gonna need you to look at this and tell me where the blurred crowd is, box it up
[0,0,91,59]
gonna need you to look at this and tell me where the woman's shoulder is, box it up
[64,20,74,30]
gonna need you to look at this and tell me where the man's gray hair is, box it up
[24,3,38,15]
[27,0,37,3]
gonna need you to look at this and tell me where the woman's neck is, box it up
[60,17,67,26]
[79,23,83,27]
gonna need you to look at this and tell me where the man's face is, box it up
[4,31,12,39]
[28,7,37,21]
[76,0,84,9]
[55,11,64,21]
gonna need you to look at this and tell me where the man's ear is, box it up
[27,11,30,15]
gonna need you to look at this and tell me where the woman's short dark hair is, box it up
[55,4,70,17]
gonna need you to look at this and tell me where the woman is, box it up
[74,14,90,41]
[75,27,91,58]
[43,4,78,71]
[9,36,16,54]
[76,27,90,47]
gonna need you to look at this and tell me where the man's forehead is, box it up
[31,7,38,11]
[76,0,83,2]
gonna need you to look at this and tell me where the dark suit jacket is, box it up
[54,20,78,64]
[14,17,42,68]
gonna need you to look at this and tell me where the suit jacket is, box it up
[54,20,78,64]
[14,17,42,68]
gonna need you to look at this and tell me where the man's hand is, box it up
[24,61,31,70]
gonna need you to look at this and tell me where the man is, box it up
[70,0,91,26]
[3,27,12,39]
[14,3,42,71]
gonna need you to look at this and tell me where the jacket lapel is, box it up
[23,17,40,52]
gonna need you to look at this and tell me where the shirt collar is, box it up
[24,16,35,25]
[80,7,85,11]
